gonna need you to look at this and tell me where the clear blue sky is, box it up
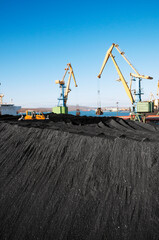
[0,0,159,108]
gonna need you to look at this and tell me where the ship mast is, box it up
[0,83,4,105]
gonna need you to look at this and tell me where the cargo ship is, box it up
[0,90,21,116]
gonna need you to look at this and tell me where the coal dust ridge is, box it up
[0,114,159,240]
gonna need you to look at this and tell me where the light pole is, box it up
[116,102,119,116]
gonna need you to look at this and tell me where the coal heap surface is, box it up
[0,114,159,240]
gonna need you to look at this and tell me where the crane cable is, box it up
[75,82,80,116]
[97,77,101,108]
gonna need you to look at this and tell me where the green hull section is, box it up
[52,106,68,114]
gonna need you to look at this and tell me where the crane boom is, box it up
[97,43,153,107]
[97,44,114,78]
[130,73,153,80]
[64,63,78,104]
[110,53,134,104]
[97,43,134,104]
[115,45,140,75]
[55,67,69,85]
[62,67,69,81]
[98,43,140,78]
[69,64,77,87]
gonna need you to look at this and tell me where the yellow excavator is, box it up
[97,43,153,116]
[53,63,78,114]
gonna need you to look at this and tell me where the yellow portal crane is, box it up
[97,43,153,110]
[53,63,78,114]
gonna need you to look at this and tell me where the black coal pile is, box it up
[0,115,159,240]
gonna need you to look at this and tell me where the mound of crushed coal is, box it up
[0,115,159,240]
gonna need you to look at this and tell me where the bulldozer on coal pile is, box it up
[25,110,45,120]
[19,110,46,120]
